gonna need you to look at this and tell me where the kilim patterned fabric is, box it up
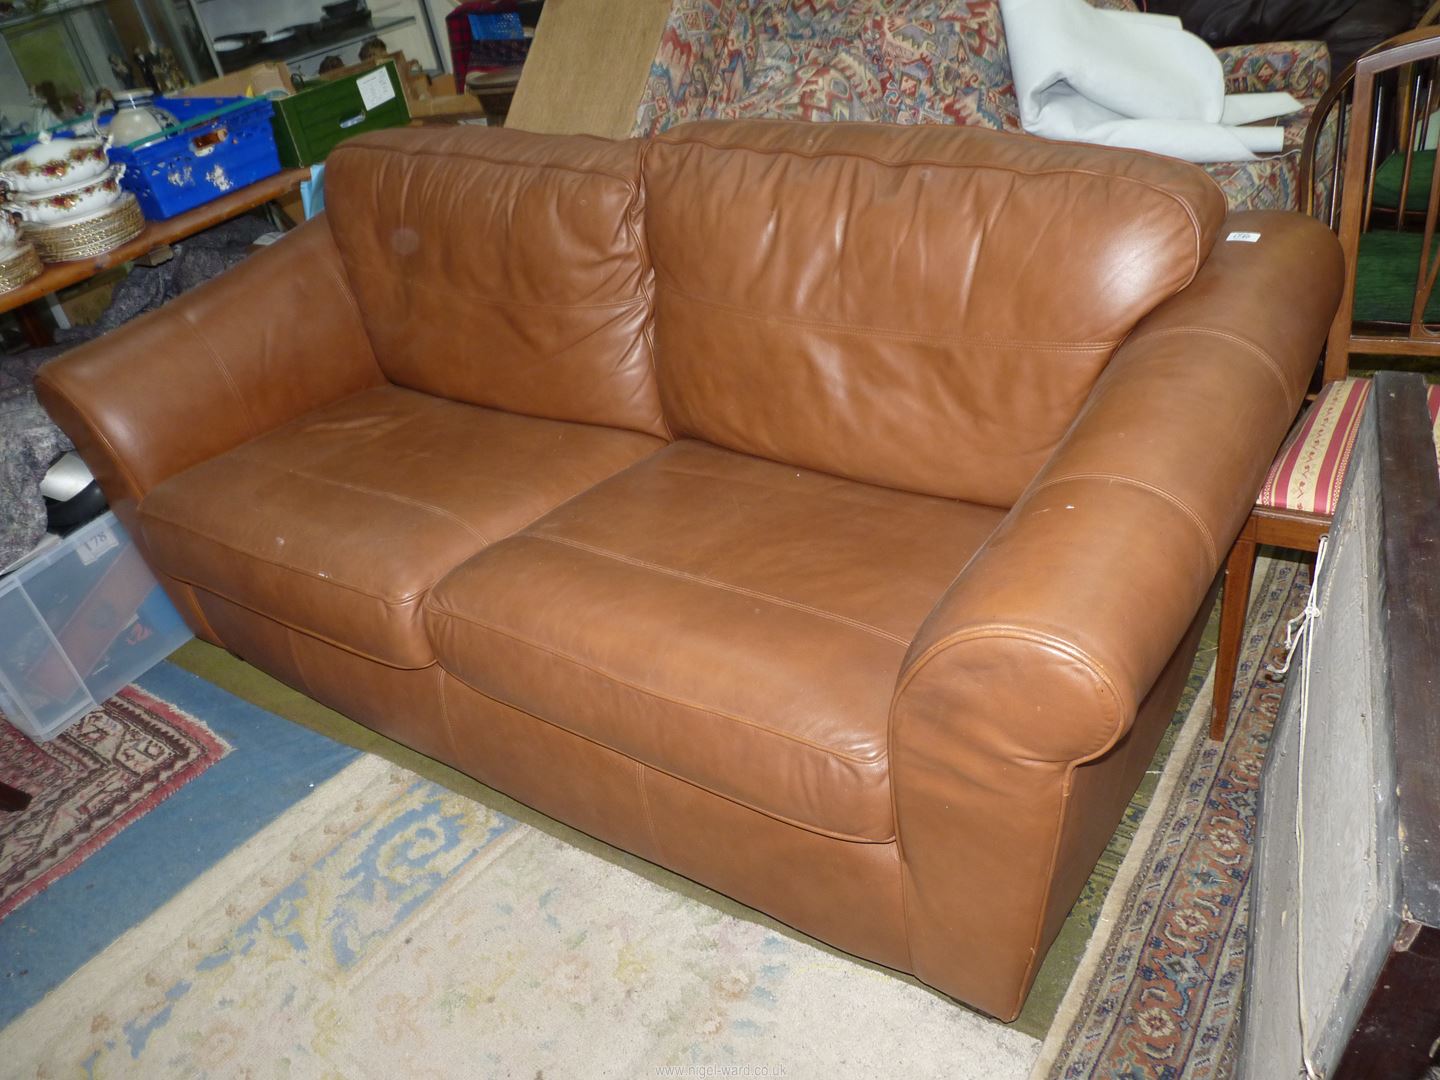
[1257,377,1371,517]
[1216,41,1330,98]
[630,0,1327,213]
[0,684,230,920]
[1203,153,1302,214]
[632,0,1024,135]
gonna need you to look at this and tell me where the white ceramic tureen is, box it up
[6,164,127,225]
[0,131,112,194]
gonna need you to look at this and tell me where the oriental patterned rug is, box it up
[0,685,230,921]
[0,662,360,1029]
[1034,556,1309,1079]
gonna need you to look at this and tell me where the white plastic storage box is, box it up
[0,512,192,742]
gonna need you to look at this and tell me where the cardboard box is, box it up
[316,53,486,121]
[178,62,295,100]
[317,53,429,109]
[408,93,487,119]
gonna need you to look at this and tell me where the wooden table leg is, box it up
[14,301,52,347]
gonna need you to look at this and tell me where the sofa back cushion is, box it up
[325,127,667,438]
[641,120,1228,505]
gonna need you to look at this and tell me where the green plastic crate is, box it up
[272,60,410,167]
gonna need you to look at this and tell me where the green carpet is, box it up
[1352,228,1440,325]
[1371,148,1435,214]
[168,603,1219,1039]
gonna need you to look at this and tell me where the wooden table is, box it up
[0,167,310,328]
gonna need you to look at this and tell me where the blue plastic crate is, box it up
[105,96,281,221]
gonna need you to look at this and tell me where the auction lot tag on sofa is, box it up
[357,69,396,112]
[1227,231,1262,243]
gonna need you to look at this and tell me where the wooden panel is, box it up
[1251,505,1331,550]
[506,0,672,138]
[1373,373,1440,923]
[1241,373,1440,1076]
[1336,924,1440,1078]
[1349,332,1440,356]
[1243,382,1399,1076]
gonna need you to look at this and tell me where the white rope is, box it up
[1273,536,1330,1080]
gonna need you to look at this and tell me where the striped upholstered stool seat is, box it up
[1212,377,1439,743]
[1257,377,1440,516]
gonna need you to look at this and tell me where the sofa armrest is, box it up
[1216,40,1331,98]
[895,209,1341,760]
[887,209,1342,1019]
[35,216,384,522]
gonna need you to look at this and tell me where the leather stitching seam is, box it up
[657,131,1210,286]
[171,309,259,437]
[187,581,431,669]
[426,602,891,767]
[284,621,314,697]
[656,278,1121,352]
[651,459,958,514]
[894,624,1128,762]
[223,453,492,544]
[144,511,448,609]
[636,766,667,864]
[331,142,638,186]
[35,378,148,501]
[436,669,461,762]
[1030,472,1218,565]
[527,533,910,647]
[621,163,673,441]
[437,669,895,844]
[170,578,222,643]
[315,252,381,372]
[1130,325,1291,399]
[345,262,650,313]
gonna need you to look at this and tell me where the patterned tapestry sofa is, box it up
[631,0,1330,212]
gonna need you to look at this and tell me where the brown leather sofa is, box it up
[35,121,1342,1021]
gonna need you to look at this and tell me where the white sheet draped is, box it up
[998,0,1303,163]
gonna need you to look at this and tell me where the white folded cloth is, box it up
[999,0,1303,163]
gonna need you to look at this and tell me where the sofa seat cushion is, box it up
[425,440,1006,841]
[140,385,663,668]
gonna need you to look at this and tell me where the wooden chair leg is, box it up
[1212,533,1259,741]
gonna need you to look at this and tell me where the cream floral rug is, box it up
[3,561,1306,1079]
[0,751,1038,1079]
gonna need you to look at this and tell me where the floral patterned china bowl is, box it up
[8,165,127,225]
[0,132,112,195]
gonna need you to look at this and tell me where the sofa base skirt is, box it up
[196,590,454,763]
[437,671,914,974]
[186,583,1212,1021]
[191,588,914,976]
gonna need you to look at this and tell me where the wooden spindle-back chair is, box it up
[1211,28,1440,739]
